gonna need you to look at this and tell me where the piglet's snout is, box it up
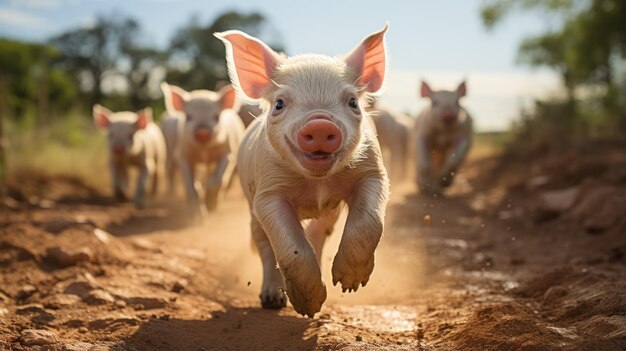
[297,118,342,154]
[442,110,457,124]
[112,145,125,155]
[194,128,212,144]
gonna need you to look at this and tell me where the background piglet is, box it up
[216,24,390,317]
[237,103,263,128]
[413,80,472,194]
[93,105,166,208]
[160,83,245,217]
[369,101,413,181]
[159,111,183,194]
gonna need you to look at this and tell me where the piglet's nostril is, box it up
[297,119,342,154]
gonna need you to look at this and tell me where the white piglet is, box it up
[216,24,390,317]
[159,111,182,194]
[414,81,472,194]
[160,83,245,217]
[93,105,166,208]
[370,103,413,181]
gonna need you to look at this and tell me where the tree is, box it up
[121,46,166,109]
[482,0,626,114]
[0,38,77,191]
[167,11,284,91]
[50,14,144,107]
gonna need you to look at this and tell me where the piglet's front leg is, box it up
[332,176,388,292]
[439,137,470,188]
[134,160,154,209]
[254,195,326,318]
[205,155,229,211]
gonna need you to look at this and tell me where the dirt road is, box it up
[1,142,625,350]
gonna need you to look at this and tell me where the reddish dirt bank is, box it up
[1,140,625,350]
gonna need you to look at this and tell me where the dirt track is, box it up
[1,142,625,350]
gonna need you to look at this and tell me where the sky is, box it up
[0,0,562,131]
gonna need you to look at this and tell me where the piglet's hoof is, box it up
[440,174,455,188]
[286,279,326,318]
[205,194,218,212]
[260,289,287,309]
[114,191,128,202]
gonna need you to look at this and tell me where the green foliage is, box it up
[49,14,145,108]
[481,0,626,141]
[481,0,575,29]
[46,11,282,111]
[167,11,283,91]
[0,38,76,122]
[7,115,109,187]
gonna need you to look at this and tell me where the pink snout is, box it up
[194,128,212,144]
[112,145,125,155]
[442,112,457,124]
[297,118,342,154]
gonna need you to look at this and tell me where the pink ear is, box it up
[215,30,282,100]
[218,84,237,110]
[457,81,467,97]
[345,23,388,94]
[93,104,112,129]
[420,81,432,98]
[136,108,152,129]
[161,83,187,114]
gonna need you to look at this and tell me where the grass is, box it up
[470,131,511,160]
[6,114,110,188]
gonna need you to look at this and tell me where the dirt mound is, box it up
[0,203,221,350]
[445,267,626,350]
[446,302,572,350]
[3,170,111,211]
[465,139,626,234]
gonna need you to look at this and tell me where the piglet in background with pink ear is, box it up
[413,80,473,194]
[215,24,390,317]
[93,105,167,209]
[160,83,245,218]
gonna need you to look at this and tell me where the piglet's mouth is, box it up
[286,137,336,175]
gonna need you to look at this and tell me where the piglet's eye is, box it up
[275,99,285,111]
[348,97,358,109]
[186,114,192,121]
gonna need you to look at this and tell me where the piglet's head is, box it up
[421,80,466,127]
[215,24,388,177]
[93,104,151,155]
[161,83,237,145]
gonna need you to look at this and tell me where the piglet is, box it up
[238,102,263,128]
[93,105,166,208]
[160,83,245,217]
[215,24,390,317]
[369,101,413,181]
[159,112,181,194]
[413,80,472,193]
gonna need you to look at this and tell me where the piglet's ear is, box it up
[420,81,432,98]
[214,30,283,101]
[218,84,237,110]
[345,23,389,94]
[136,107,152,130]
[93,104,112,129]
[456,80,467,97]
[161,82,188,115]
